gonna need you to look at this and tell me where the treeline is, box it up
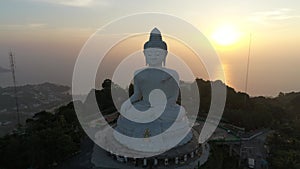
[266,93,300,169]
[195,79,300,169]
[0,79,121,169]
[0,103,84,169]
[194,78,299,131]
[200,143,242,169]
[267,119,300,169]
[1,78,299,169]
[0,79,123,169]
[87,78,299,131]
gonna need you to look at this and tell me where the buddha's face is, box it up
[144,48,167,67]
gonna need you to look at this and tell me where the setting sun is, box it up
[212,24,241,46]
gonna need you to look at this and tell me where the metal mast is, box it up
[9,50,20,127]
[244,33,252,105]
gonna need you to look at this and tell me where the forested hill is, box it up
[83,78,300,131]
[0,79,299,169]
[0,82,71,113]
[194,78,300,131]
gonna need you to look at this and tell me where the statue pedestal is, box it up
[113,127,193,153]
[94,124,198,158]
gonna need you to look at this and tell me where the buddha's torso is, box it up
[133,67,179,107]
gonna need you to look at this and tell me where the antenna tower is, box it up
[244,34,252,105]
[9,50,20,127]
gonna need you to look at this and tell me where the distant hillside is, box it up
[0,82,72,136]
[0,79,299,169]
[34,80,300,132]
[0,82,71,114]
[192,78,300,131]
[0,67,10,73]
[83,78,300,131]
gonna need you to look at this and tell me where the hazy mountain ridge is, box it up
[0,79,300,169]
[0,82,71,114]
[0,82,72,136]
[192,78,300,130]
[0,66,10,73]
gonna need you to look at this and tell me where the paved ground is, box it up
[173,143,210,169]
[56,136,96,169]
[239,130,273,169]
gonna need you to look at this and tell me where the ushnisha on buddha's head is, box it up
[143,28,168,67]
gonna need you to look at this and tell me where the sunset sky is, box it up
[0,0,300,96]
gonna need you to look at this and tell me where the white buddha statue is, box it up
[114,28,192,153]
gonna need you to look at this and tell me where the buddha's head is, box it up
[143,28,168,67]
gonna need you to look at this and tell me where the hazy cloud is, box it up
[249,8,300,24]
[32,0,109,7]
[0,23,47,30]
[28,23,47,28]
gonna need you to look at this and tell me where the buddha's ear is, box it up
[162,52,166,66]
[143,50,148,66]
[163,50,168,66]
[164,50,168,56]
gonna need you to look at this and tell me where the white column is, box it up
[116,155,123,162]
[154,158,158,166]
[191,152,194,158]
[143,158,147,167]
[175,157,179,164]
[164,158,169,166]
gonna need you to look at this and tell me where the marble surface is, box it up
[114,68,193,152]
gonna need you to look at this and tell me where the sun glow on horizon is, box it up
[212,24,241,46]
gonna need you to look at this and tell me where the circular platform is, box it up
[91,123,211,169]
[95,125,200,159]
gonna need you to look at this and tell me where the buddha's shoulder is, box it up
[133,67,179,80]
[133,68,146,76]
[134,67,178,73]
[161,68,178,77]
